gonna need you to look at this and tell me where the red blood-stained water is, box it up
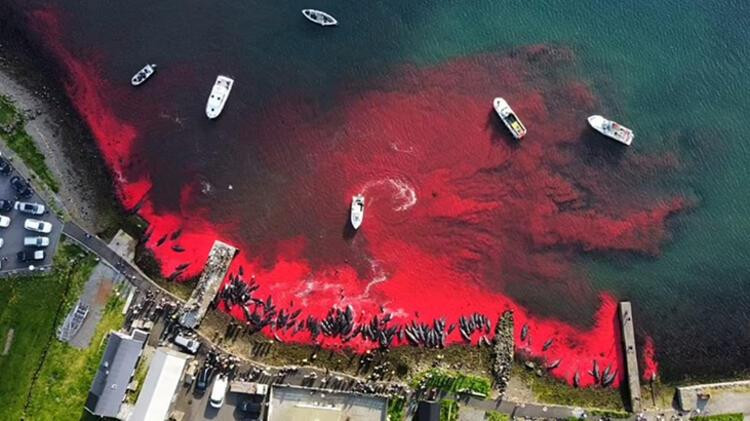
[642,336,659,381]
[30,8,686,388]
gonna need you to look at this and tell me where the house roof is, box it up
[130,347,190,421]
[85,330,147,418]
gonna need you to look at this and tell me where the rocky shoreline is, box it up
[0,4,125,234]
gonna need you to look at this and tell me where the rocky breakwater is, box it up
[492,310,514,396]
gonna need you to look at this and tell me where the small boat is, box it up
[493,97,527,139]
[205,75,234,119]
[301,9,338,26]
[587,115,634,146]
[131,64,157,86]
[350,194,365,229]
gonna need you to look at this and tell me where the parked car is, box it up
[0,157,11,175]
[240,399,262,416]
[0,238,4,248]
[18,249,44,262]
[173,333,200,354]
[0,200,13,213]
[10,176,31,198]
[0,215,10,228]
[209,375,228,408]
[24,236,50,247]
[15,201,45,215]
[195,366,214,392]
[24,219,52,233]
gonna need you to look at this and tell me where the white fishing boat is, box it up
[205,75,234,119]
[302,9,338,26]
[493,97,527,139]
[131,64,157,86]
[350,194,365,229]
[587,115,634,146]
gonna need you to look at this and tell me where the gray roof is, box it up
[85,330,147,418]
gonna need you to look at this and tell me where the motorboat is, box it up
[302,9,338,26]
[131,64,157,86]
[205,75,234,119]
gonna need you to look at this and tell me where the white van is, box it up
[209,375,228,408]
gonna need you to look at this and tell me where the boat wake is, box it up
[362,177,417,212]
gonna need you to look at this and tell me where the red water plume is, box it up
[642,336,659,381]
[30,8,684,388]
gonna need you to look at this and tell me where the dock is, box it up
[179,240,238,328]
[619,301,642,412]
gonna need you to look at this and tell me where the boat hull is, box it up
[131,64,157,86]
[350,195,365,229]
[493,97,527,139]
[587,115,633,146]
[206,75,234,119]
[302,9,338,26]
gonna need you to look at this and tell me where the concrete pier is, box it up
[179,240,238,328]
[619,301,642,412]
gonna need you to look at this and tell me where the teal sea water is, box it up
[11,0,750,382]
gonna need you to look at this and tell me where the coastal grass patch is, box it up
[0,242,96,420]
[0,95,60,192]
[440,399,459,421]
[411,368,491,397]
[25,293,125,419]
[512,362,626,410]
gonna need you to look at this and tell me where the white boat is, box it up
[302,9,338,26]
[131,64,157,86]
[587,115,634,146]
[205,75,234,119]
[493,97,527,139]
[350,194,365,229]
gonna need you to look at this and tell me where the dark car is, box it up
[10,176,31,198]
[195,366,214,392]
[0,158,11,175]
[240,400,262,415]
[0,200,13,213]
[17,249,44,262]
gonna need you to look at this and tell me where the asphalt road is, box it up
[61,221,181,301]
[0,163,61,276]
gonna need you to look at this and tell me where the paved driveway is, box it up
[0,164,62,276]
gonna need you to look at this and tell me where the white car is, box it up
[0,238,4,248]
[24,236,50,247]
[209,375,228,408]
[14,201,45,215]
[24,219,52,233]
[0,215,10,228]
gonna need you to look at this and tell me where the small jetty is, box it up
[179,240,238,328]
[619,301,642,412]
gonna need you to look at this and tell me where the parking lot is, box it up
[0,156,62,275]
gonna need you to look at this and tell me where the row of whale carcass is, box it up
[217,274,507,350]
[217,273,617,387]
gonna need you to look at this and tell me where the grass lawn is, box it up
[0,242,97,420]
[25,293,125,419]
[693,415,744,421]
[412,368,492,397]
[440,399,459,421]
[0,95,60,192]
[486,411,510,421]
[387,396,405,421]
